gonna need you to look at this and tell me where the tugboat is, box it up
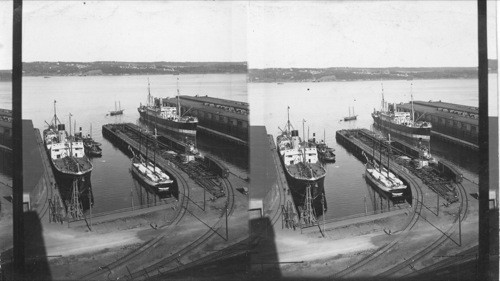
[277,107,327,218]
[308,131,335,163]
[138,78,198,141]
[43,101,93,195]
[372,83,431,145]
[80,124,102,157]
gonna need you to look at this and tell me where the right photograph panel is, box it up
[248,1,486,279]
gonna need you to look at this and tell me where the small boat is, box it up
[308,130,335,163]
[82,124,102,157]
[130,148,173,192]
[365,161,407,197]
[363,136,406,198]
[109,101,124,116]
[343,106,357,121]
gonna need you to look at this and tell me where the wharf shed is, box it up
[249,126,277,218]
[397,101,478,148]
[162,95,249,145]
[22,120,45,211]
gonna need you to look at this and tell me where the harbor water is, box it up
[19,74,247,214]
[249,78,480,220]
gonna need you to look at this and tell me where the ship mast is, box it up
[381,83,385,112]
[177,78,181,118]
[147,78,151,107]
[287,106,291,133]
[69,113,73,156]
[302,119,306,163]
[52,100,61,128]
[387,134,391,178]
[410,82,414,122]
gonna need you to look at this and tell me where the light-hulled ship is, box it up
[43,101,93,195]
[131,155,173,193]
[138,79,198,139]
[277,107,327,218]
[372,84,431,144]
[362,138,407,199]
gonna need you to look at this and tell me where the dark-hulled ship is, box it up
[43,101,93,202]
[372,84,431,146]
[277,108,327,219]
[138,79,198,141]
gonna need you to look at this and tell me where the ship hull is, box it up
[364,168,405,198]
[131,163,172,193]
[278,151,327,217]
[51,165,93,209]
[284,170,326,217]
[372,114,431,142]
[139,110,197,136]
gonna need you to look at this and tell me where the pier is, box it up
[397,101,478,150]
[336,129,461,203]
[102,123,228,198]
[163,95,249,146]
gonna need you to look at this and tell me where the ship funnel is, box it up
[291,130,299,137]
[57,124,66,141]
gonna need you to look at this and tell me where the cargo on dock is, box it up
[397,101,478,150]
[162,95,248,146]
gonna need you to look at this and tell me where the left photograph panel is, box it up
[0,0,14,269]
[3,1,250,279]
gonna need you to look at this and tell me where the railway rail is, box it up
[377,180,470,278]
[120,173,237,280]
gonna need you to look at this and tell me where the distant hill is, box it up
[248,67,478,83]
[0,70,11,81]
[22,61,247,76]
[489,59,497,72]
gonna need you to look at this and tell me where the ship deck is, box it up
[286,161,325,181]
[52,156,92,175]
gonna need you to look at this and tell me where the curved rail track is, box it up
[378,180,469,278]
[77,165,190,280]
[331,165,425,279]
[119,175,236,280]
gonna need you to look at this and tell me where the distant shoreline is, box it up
[247,76,481,83]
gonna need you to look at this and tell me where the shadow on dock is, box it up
[2,211,52,280]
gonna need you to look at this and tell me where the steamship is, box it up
[372,84,431,144]
[276,107,327,217]
[43,101,93,194]
[138,79,198,140]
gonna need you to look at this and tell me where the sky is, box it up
[0,1,247,69]
[248,1,496,68]
[0,1,498,70]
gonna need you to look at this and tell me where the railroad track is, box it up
[376,180,469,278]
[119,173,236,280]
[332,164,425,279]
[77,165,190,280]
